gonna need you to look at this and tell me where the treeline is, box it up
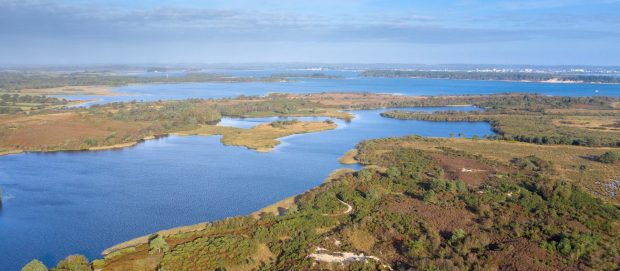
[338,93,620,112]
[382,110,620,147]
[0,94,68,114]
[361,70,620,84]
[30,137,620,270]
[1,94,66,104]
[0,72,287,92]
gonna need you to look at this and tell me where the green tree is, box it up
[21,259,48,271]
[149,234,170,254]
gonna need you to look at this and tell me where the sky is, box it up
[1,0,619,66]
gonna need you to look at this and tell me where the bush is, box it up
[597,151,620,164]
[149,234,170,254]
[21,260,48,271]
[53,255,91,271]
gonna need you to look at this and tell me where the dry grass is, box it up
[338,149,359,164]
[552,116,620,133]
[345,229,376,252]
[391,137,620,203]
[324,168,355,183]
[0,112,152,153]
[17,85,118,96]
[180,121,337,152]
[102,222,210,256]
[251,196,297,219]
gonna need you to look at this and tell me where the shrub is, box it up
[53,255,91,271]
[149,234,170,254]
[21,260,48,271]
[597,151,620,164]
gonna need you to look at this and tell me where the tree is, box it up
[21,260,48,271]
[149,234,170,254]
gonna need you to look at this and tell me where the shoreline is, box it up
[102,167,356,256]
[0,120,338,157]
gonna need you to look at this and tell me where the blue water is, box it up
[0,106,491,270]
[4,73,619,270]
[60,75,620,106]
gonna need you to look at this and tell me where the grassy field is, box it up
[33,136,619,271]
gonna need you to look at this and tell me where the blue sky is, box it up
[1,0,619,65]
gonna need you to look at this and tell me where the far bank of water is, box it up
[59,76,620,106]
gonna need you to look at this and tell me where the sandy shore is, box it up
[338,149,359,164]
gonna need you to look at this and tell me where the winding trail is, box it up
[323,199,353,216]
[338,199,353,215]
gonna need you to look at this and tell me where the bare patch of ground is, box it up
[432,153,496,187]
[307,247,389,269]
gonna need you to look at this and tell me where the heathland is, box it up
[5,92,619,271]
[26,135,620,271]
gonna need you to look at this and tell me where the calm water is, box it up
[3,73,619,270]
[61,74,620,106]
[0,106,491,270]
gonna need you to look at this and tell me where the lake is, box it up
[2,73,619,270]
[60,73,620,106]
[0,106,491,270]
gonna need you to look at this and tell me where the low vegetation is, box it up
[597,151,620,164]
[382,94,620,147]
[29,136,620,270]
[20,259,48,271]
[178,119,337,152]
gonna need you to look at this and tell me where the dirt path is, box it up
[323,199,353,216]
